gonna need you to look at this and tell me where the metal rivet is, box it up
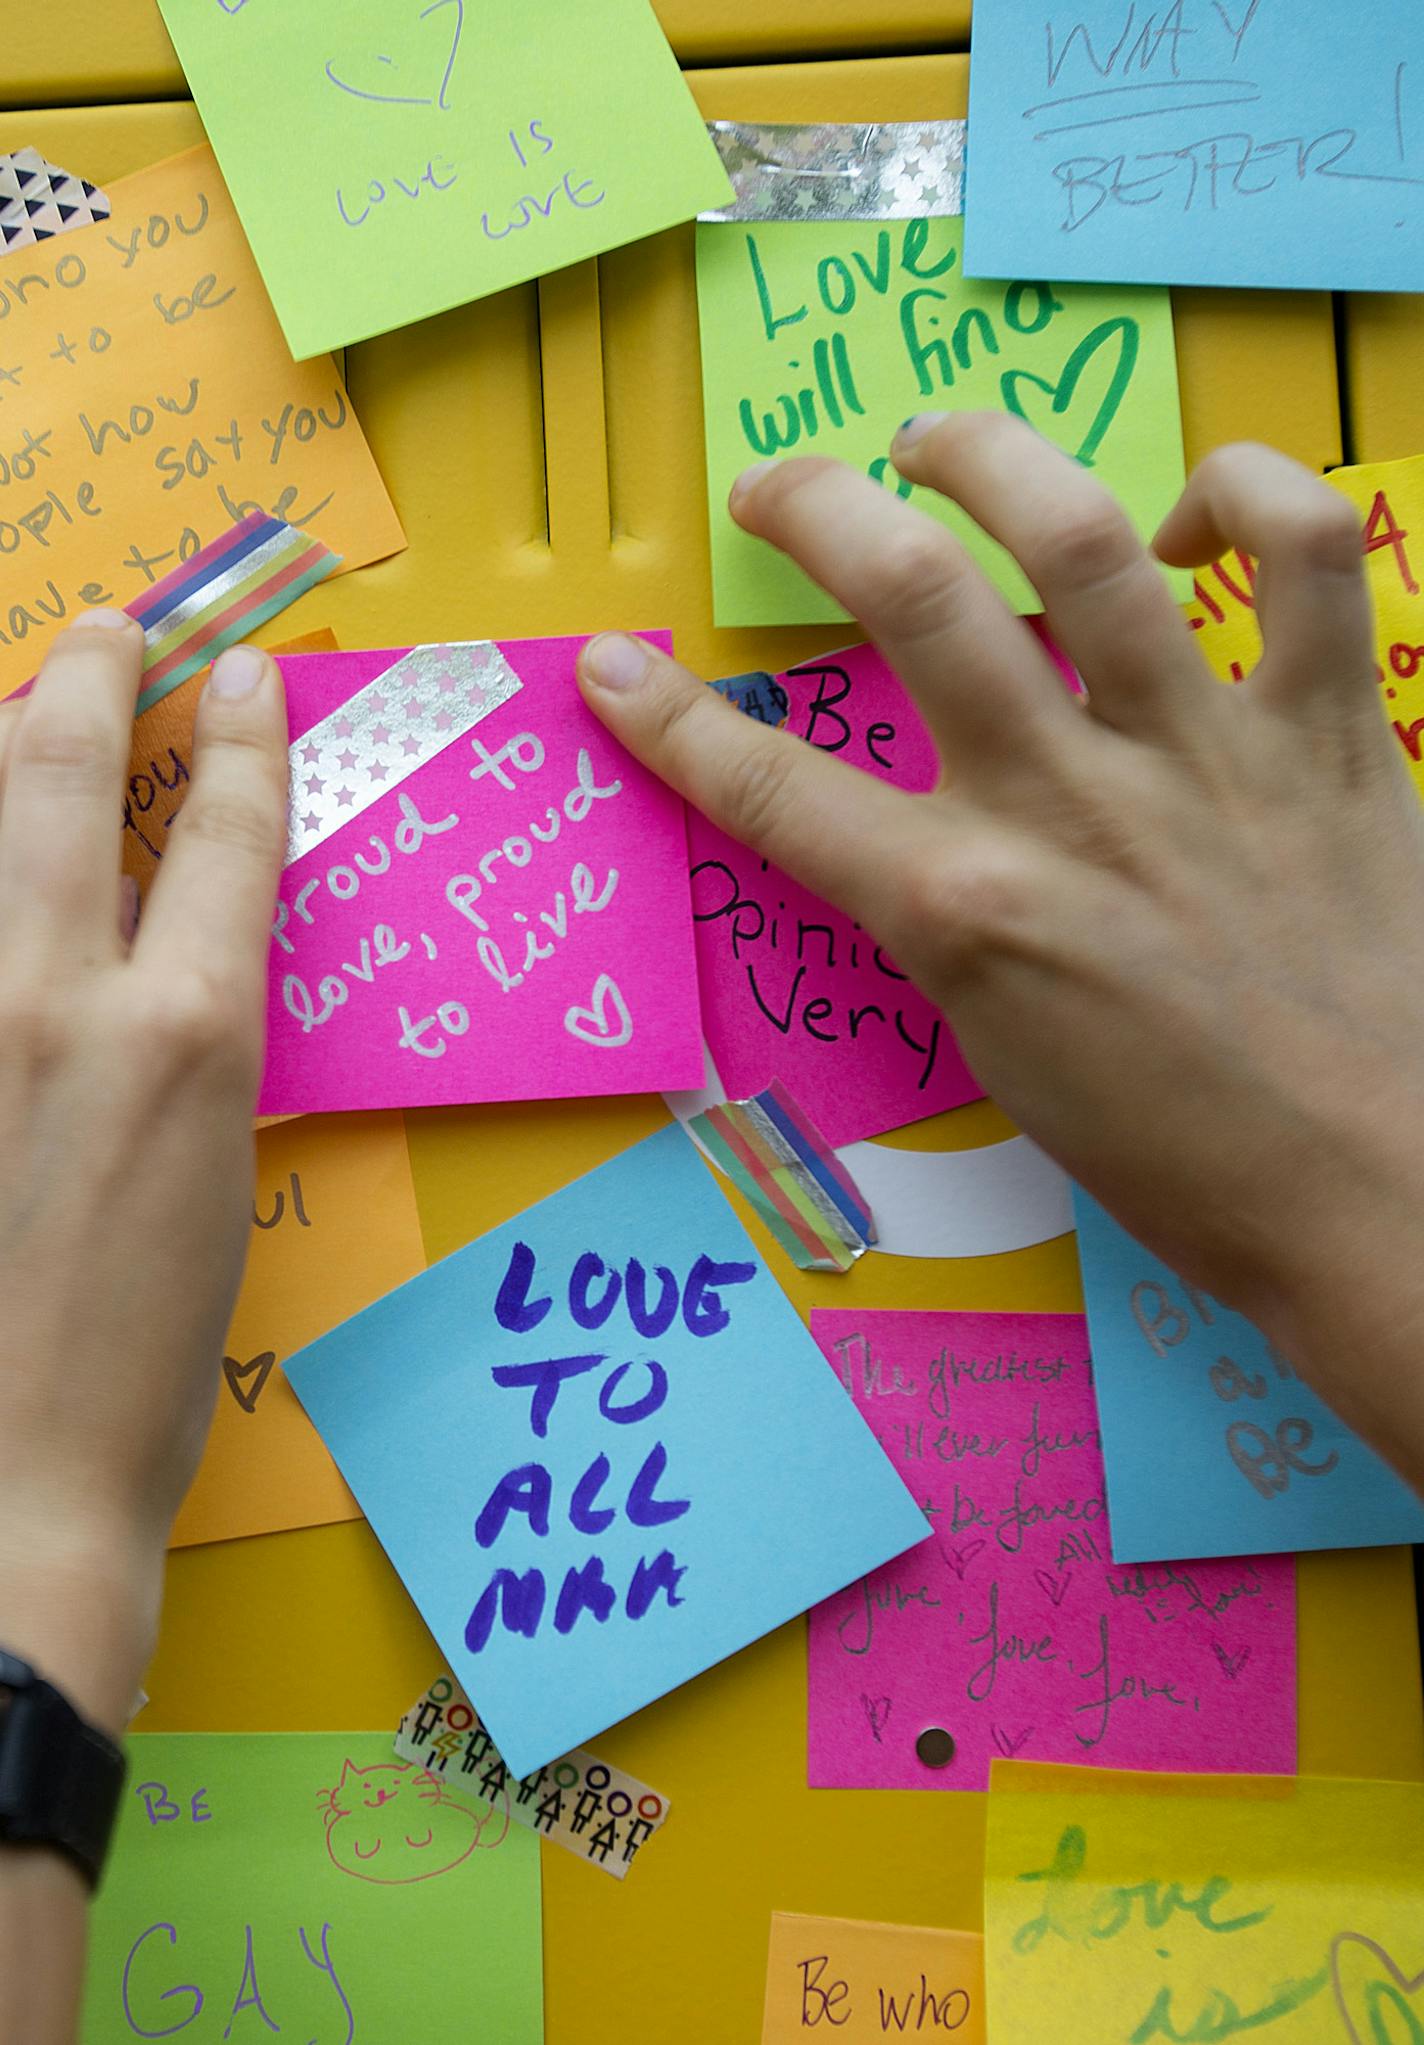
[915,1726,956,1769]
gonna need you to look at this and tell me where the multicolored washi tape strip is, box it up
[394,1675,669,1880]
[132,512,340,714]
[689,1079,877,1272]
[709,668,789,726]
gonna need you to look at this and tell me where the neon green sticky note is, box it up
[82,1733,543,2041]
[156,0,732,359]
[695,218,1188,628]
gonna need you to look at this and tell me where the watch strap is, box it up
[0,1652,126,1888]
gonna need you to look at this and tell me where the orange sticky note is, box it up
[170,1110,425,1548]
[761,1913,985,2042]
[0,144,404,699]
[124,625,337,896]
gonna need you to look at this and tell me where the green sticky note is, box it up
[695,218,1189,627]
[156,0,732,359]
[83,1733,543,2041]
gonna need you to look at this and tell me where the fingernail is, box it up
[894,412,950,450]
[729,459,777,504]
[582,633,651,692]
[76,607,132,631]
[209,645,266,700]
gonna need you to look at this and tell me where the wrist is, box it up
[1235,1115,1424,1483]
[0,1506,162,1738]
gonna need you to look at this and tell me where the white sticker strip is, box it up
[395,1674,669,1880]
[699,119,966,224]
[285,641,523,868]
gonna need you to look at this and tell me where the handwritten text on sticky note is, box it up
[696,216,1186,627]
[964,2,1424,292]
[171,1110,426,1549]
[1188,451,1424,798]
[807,1310,1296,1790]
[156,0,730,357]
[1073,1191,1424,1560]
[253,637,702,1113]
[285,1124,929,1778]
[84,1734,543,2042]
[0,145,403,702]
[689,643,982,1145]
[985,1761,1424,2045]
[762,1913,985,2043]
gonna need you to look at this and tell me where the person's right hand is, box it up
[578,415,1424,1487]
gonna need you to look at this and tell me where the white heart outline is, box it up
[564,973,633,1049]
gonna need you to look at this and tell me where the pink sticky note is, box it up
[688,644,970,1145]
[807,1310,1296,1791]
[261,636,704,1113]
[690,633,1080,1146]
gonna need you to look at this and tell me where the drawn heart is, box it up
[1211,1642,1251,1682]
[222,1350,277,1415]
[1033,1568,1072,1608]
[1000,315,1140,470]
[991,1725,1034,1759]
[324,0,464,112]
[860,1695,892,1744]
[940,1539,986,1581]
[1330,1931,1424,2043]
[563,973,633,1049]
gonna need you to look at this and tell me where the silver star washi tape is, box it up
[697,119,966,225]
[284,641,523,868]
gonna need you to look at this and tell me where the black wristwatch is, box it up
[0,1649,126,1888]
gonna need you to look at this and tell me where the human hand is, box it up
[0,619,287,1730]
[578,417,1424,1484]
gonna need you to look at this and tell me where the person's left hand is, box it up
[0,616,288,1732]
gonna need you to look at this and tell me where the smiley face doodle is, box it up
[323,0,464,111]
[317,1757,508,1884]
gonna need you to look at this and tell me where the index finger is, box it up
[727,456,1090,787]
[134,645,288,1018]
[576,632,944,928]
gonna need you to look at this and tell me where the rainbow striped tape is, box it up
[689,1079,876,1273]
[132,512,340,714]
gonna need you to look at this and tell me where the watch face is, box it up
[0,1649,31,1691]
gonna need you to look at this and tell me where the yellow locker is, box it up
[0,42,1419,2045]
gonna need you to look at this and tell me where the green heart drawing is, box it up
[1000,316,1140,470]
[1331,1930,1424,2042]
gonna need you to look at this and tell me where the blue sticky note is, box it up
[964,3,1424,291]
[1073,1188,1424,1560]
[286,1124,927,1777]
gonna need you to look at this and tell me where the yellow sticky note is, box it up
[0,144,405,700]
[985,1761,1424,2044]
[170,1112,425,1548]
[1187,451,1424,795]
[761,1913,985,2042]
